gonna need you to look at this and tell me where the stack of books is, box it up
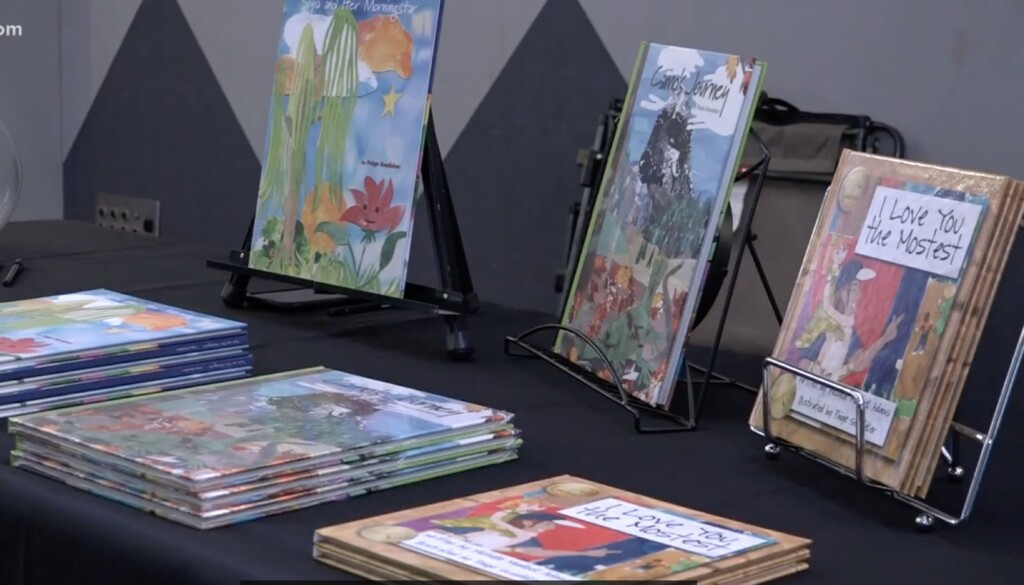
[313,475,811,583]
[750,151,1024,497]
[0,289,252,419]
[8,367,521,529]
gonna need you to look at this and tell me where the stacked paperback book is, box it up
[8,367,521,529]
[314,475,811,583]
[750,151,1024,498]
[0,289,252,419]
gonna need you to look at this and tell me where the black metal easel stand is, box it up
[207,113,479,361]
[506,128,779,432]
[688,130,785,395]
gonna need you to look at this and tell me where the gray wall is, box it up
[0,0,62,221]
[579,0,1024,179]
[56,0,1024,313]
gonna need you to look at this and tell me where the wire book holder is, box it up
[754,319,1023,531]
[506,127,775,433]
[207,112,479,360]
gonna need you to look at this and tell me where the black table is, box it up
[1,221,1022,585]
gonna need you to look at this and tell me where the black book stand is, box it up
[207,112,479,361]
[507,110,779,433]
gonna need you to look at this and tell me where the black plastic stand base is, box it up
[505,325,695,433]
[207,113,478,361]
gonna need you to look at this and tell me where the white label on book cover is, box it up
[402,530,580,581]
[558,497,771,558]
[790,377,897,447]
[299,380,489,427]
[856,186,983,279]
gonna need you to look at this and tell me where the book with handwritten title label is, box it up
[250,0,444,298]
[314,475,810,583]
[751,151,1024,496]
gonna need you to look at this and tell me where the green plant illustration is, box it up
[252,9,364,281]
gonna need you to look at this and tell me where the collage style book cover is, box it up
[750,151,1017,483]
[0,290,244,371]
[314,475,810,582]
[557,43,765,407]
[10,367,511,488]
[249,0,444,297]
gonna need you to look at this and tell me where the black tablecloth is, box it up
[1,221,1022,585]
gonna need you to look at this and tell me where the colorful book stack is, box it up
[313,476,811,583]
[8,367,521,529]
[250,0,445,298]
[0,289,252,419]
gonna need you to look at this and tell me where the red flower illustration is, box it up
[0,336,49,355]
[340,176,405,233]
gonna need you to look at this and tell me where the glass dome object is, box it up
[0,120,22,233]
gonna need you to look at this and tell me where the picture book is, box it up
[314,475,810,582]
[249,0,444,298]
[9,367,512,489]
[14,446,517,530]
[750,151,1022,494]
[0,290,245,375]
[0,368,251,421]
[14,431,520,515]
[557,43,765,407]
[0,333,248,382]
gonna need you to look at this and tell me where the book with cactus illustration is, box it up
[249,0,444,298]
[749,151,1023,496]
[557,44,765,408]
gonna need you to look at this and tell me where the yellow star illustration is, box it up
[382,85,402,117]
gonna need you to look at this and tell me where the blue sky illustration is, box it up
[253,0,440,285]
[623,46,736,204]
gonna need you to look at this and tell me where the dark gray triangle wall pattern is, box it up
[62,0,260,251]
[409,0,627,313]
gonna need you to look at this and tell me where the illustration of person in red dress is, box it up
[425,498,671,577]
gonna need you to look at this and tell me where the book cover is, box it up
[557,44,764,406]
[751,151,1014,468]
[10,367,511,487]
[314,475,809,582]
[249,0,444,298]
[0,333,249,382]
[0,290,245,373]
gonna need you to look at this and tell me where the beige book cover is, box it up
[315,475,810,582]
[750,150,1019,492]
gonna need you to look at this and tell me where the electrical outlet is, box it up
[95,193,160,237]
